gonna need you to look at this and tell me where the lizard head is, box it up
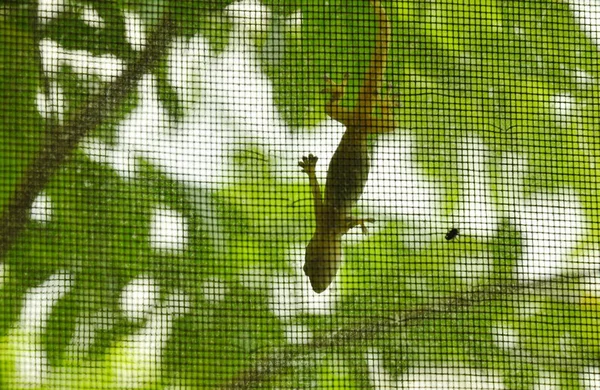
[303,233,343,293]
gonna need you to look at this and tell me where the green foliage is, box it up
[1,0,600,388]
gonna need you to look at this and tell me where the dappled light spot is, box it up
[38,0,66,24]
[124,11,146,51]
[18,271,73,332]
[515,190,586,280]
[580,366,600,390]
[202,278,229,304]
[39,39,67,76]
[366,350,505,389]
[36,83,65,123]
[7,272,73,388]
[120,276,159,322]
[284,324,312,345]
[569,0,600,48]
[491,323,519,350]
[30,191,52,224]
[550,93,575,127]
[81,4,105,29]
[454,252,492,284]
[149,207,189,254]
[0,262,6,289]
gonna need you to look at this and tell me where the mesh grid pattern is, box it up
[1,1,600,389]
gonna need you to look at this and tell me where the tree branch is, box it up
[221,271,595,389]
[0,12,176,260]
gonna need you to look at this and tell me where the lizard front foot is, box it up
[298,154,318,175]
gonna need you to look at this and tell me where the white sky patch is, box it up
[66,50,125,83]
[569,0,600,48]
[168,34,210,110]
[36,82,65,123]
[149,207,189,254]
[514,190,586,280]
[225,0,271,36]
[269,273,301,319]
[120,276,159,322]
[202,278,228,304]
[18,271,73,332]
[284,323,312,345]
[497,152,528,219]
[30,191,52,223]
[163,289,192,317]
[84,74,170,179]
[574,249,600,274]
[39,39,125,83]
[81,4,105,29]
[38,0,66,25]
[550,93,575,126]
[362,133,439,222]
[124,11,147,51]
[39,39,67,76]
[455,137,499,238]
[238,266,270,291]
[207,0,287,157]
[151,105,229,188]
[491,323,519,350]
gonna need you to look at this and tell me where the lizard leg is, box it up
[298,154,324,218]
[344,217,376,234]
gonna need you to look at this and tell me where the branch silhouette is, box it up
[221,271,595,389]
[0,12,176,260]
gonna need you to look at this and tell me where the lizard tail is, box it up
[357,0,390,116]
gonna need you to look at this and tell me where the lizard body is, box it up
[299,0,394,293]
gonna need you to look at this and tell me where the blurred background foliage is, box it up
[1,0,600,388]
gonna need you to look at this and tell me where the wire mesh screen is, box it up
[1,0,600,388]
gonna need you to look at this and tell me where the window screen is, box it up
[1,1,599,389]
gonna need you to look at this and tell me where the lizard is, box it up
[299,0,395,293]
